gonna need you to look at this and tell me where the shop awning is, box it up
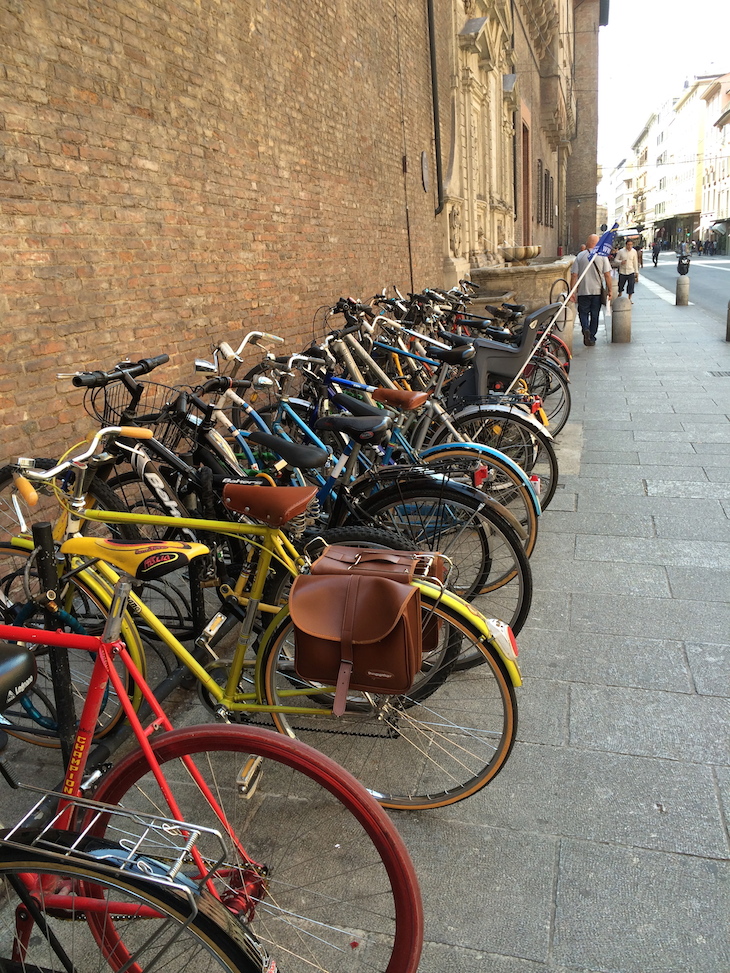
[712,220,729,235]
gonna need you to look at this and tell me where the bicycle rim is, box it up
[419,447,539,556]
[432,410,559,508]
[92,724,423,973]
[263,589,518,809]
[353,478,532,631]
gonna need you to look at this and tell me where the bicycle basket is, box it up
[84,381,178,426]
[84,381,198,451]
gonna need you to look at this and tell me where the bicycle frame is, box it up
[0,613,267,919]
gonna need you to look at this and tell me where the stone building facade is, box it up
[0,0,601,457]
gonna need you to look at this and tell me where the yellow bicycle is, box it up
[1,427,522,809]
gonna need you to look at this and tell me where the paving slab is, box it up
[455,743,728,857]
[569,683,730,764]
[515,630,692,693]
[553,840,730,973]
[569,589,730,642]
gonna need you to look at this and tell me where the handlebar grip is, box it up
[200,377,251,394]
[138,354,170,373]
[14,475,38,507]
[72,370,109,388]
[71,354,169,388]
[217,342,237,360]
[118,426,154,439]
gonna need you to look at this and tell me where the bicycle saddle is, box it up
[371,388,431,410]
[315,413,392,446]
[222,483,318,525]
[246,430,329,470]
[0,642,36,712]
[60,538,211,581]
[332,391,394,419]
[426,344,475,366]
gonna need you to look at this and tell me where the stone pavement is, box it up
[402,276,730,971]
[0,276,728,971]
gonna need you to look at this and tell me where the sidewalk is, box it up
[407,278,730,971]
[0,279,727,971]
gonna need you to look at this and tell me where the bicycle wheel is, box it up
[522,358,571,436]
[262,587,519,809]
[540,333,571,372]
[429,407,560,508]
[0,541,145,747]
[418,446,539,556]
[91,724,423,973]
[0,841,265,972]
[349,477,532,633]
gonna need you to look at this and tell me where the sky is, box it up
[597,0,730,170]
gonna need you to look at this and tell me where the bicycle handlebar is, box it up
[198,377,251,395]
[17,427,154,483]
[218,331,285,362]
[64,355,170,389]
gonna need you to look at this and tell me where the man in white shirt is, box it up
[569,233,613,346]
[616,239,639,301]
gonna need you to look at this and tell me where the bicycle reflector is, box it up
[473,464,491,488]
[485,617,519,662]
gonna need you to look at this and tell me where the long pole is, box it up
[504,252,606,393]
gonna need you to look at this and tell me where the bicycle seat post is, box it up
[101,576,134,644]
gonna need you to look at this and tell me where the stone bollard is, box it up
[726,300,730,341]
[611,294,631,342]
[676,275,690,306]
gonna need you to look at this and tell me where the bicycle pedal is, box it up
[236,756,263,799]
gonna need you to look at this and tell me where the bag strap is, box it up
[333,576,359,716]
[591,259,604,289]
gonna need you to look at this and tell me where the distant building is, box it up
[615,74,729,252]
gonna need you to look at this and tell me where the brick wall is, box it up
[566,0,600,251]
[0,0,443,457]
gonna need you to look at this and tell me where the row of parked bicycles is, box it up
[0,279,571,972]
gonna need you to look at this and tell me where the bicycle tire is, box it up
[261,586,518,809]
[0,540,145,747]
[91,723,423,973]
[0,841,267,972]
[418,446,539,556]
[347,477,532,633]
[522,358,571,436]
[429,407,560,508]
[540,334,571,371]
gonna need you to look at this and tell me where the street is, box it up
[639,251,730,323]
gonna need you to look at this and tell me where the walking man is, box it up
[616,238,639,301]
[570,233,613,346]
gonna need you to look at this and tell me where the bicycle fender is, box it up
[414,581,522,686]
[347,464,451,499]
[419,443,541,516]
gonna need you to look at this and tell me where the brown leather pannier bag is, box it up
[289,573,422,717]
[309,546,446,584]
[309,545,444,651]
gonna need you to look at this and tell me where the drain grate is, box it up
[708,371,730,377]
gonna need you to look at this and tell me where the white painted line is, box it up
[636,275,693,305]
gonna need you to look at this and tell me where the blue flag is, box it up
[589,222,619,259]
